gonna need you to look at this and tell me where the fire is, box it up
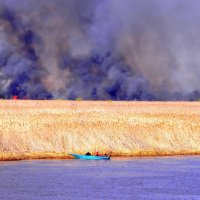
[12,95,18,100]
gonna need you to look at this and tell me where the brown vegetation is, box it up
[0,100,200,161]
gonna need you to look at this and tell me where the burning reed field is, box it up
[0,100,200,161]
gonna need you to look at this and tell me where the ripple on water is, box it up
[0,156,200,200]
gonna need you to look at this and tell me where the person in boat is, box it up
[95,152,108,157]
[85,152,91,156]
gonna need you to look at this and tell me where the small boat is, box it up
[69,153,110,160]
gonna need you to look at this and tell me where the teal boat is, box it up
[69,153,110,160]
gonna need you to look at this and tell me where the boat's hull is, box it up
[69,154,110,160]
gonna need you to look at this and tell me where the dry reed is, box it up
[0,100,200,161]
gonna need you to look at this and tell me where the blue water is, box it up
[1,157,200,200]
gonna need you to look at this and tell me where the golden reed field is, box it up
[0,100,200,161]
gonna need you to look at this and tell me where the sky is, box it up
[0,0,200,100]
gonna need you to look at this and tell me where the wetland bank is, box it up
[0,100,200,161]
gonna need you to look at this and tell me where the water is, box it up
[1,157,200,200]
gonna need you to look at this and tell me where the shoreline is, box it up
[1,151,200,161]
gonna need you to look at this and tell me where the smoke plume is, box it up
[0,0,200,100]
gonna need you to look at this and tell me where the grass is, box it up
[76,97,83,101]
[0,100,200,160]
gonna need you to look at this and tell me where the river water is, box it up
[0,156,200,200]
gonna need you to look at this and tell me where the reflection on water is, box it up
[1,156,200,200]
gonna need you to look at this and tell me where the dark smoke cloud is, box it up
[0,0,200,100]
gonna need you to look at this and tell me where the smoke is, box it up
[0,0,200,100]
